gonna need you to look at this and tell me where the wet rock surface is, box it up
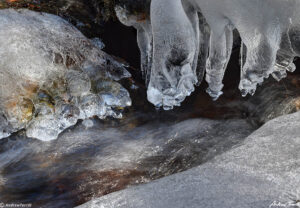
[246,74,300,124]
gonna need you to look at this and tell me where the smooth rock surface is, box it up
[77,111,300,208]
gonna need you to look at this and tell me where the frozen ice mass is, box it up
[116,0,300,110]
[0,9,131,141]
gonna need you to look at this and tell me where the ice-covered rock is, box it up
[77,111,300,208]
[0,9,131,141]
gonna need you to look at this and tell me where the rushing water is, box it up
[0,107,254,207]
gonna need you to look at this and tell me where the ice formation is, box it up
[115,1,210,109]
[186,0,298,98]
[0,9,131,141]
[115,4,153,85]
[117,0,300,110]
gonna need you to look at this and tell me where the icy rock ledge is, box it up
[0,9,131,141]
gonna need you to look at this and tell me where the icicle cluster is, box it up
[116,0,300,110]
[0,9,131,141]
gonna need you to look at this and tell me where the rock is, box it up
[245,75,300,124]
[0,0,150,33]
[77,111,300,208]
[0,0,114,35]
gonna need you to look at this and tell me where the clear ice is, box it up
[116,0,300,110]
[0,9,131,141]
[115,4,153,85]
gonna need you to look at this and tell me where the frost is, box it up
[0,9,131,141]
[117,0,300,109]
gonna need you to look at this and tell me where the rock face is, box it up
[0,0,149,24]
[77,111,300,208]
[0,0,115,39]
[0,9,131,141]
